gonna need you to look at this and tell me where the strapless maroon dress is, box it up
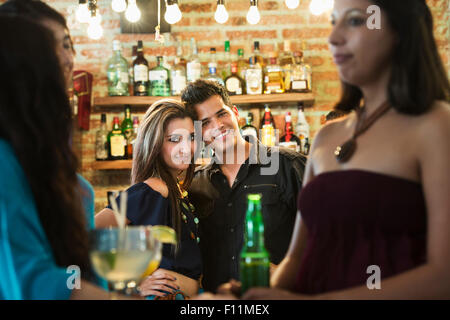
[295,170,427,294]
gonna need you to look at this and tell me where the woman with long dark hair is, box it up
[0,0,95,229]
[95,100,202,299]
[210,0,450,299]
[0,16,113,300]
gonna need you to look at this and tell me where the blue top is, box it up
[109,182,202,280]
[0,139,96,300]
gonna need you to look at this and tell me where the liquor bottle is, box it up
[127,116,140,159]
[296,102,310,154]
[121,105,133,158]
[107,40,129,96]
[225,62,245,95]
[263,52,285,94]
[108,116,126,160]
[175,37,187,68]
[204,47,225,86]
[279,40,295,91]
[279,112,301,152]
[149,56,170,96]
[221,40,232,80]
[253,41,266,70]
[260,104,276,147]
[304,137,311,155]
[241,112,258,143]
[240,194,270,295]
[171,39,187,95]
[171,56,187,96]
[290,48,312,92]
[133,40,149,96]
[236,48,248,81]
[245,56,263,95]
[186,38,202,83]
[128,45,137,95]
[95,113,109,160]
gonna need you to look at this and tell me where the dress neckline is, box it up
[314,169,421,186]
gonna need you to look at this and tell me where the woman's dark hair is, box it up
[335,0,450,114]
[0,0,74,51]
[0,16,90,274]
[181,80,232,119]
[0,0,67,27]
[132,99,196,242]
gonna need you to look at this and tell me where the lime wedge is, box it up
[104,251,117,270]
[150,225,177,245]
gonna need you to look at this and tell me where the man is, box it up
[181,80,306,292]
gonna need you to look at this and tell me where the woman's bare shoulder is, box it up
[419,101,450,130]
[314,112,353,144]
[143,177,169,198]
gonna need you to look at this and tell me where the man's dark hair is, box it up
[181,80,232,119]
[335,0,450,115]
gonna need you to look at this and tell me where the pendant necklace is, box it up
[334,101,391,163]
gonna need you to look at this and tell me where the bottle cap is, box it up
[247,194,262,201]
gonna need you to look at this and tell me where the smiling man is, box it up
[181,80,307,293]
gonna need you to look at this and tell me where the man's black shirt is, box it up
[189,145,306,292]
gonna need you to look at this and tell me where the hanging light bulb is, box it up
[164,0,182,24]
[125,0,142,23]
[323,0,334,11]
[87,20,103,39]
[285,0,300,10]
[246,0,261,25]
[87,1,103,39]
[214,0,229,24]
[76,0,90,23]
[89,9,102,25]
[309,0,325,16]
[111,0,127,13]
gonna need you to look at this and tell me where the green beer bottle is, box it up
[240,194,270,295]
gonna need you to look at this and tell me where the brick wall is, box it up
[2,0,449,211]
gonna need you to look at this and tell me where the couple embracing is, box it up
[95,80,306,299]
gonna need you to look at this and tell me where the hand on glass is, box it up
[137,268,180,297]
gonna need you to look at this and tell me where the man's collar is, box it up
[196,140,272,178]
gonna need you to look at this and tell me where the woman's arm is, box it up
[270,128,321,290]
[138,268,199,298]
[94,208,131,228]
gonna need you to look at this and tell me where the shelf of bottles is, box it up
[93,38,315,170]
[94,92,314,111]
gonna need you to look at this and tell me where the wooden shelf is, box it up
[91,158,211,170]
[93,92,314,111]
[91,160,132,170]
